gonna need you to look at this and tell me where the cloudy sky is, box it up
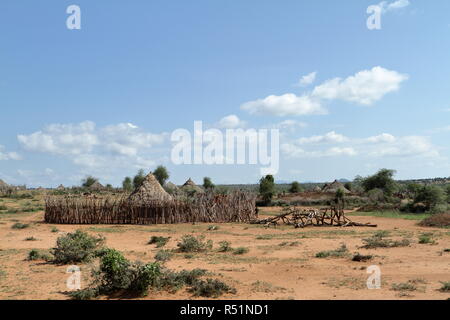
[1,0,449,187]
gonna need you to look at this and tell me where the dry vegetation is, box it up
[0,190,449,300]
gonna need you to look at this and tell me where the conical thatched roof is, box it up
[129,173,172,202]
[164,181,180,195]
[0,179,8,189]
[322,180,350,193]
[57,184,65,190]
[313,186,322,192]
[181,178,204,194]
[89,181,105,191]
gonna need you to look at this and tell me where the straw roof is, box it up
[128,173,173,202]
[321,180,350,193]
[313,186,322,192]
[181,178,204,194]
[56,184,65,190]
[89,181,105,191]
[0,179,8,189]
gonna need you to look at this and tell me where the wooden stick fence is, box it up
[44,191,257,225]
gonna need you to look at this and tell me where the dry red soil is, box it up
[0,207,449,300]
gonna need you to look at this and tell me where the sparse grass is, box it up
[418,232,436,244]
[391,282,417,291]
[439,281,450,292]
[251,280,286,293]
[27,249,52,262]
[232,247,249,255]
[24,236,38,241]
[349,211,429,221]
[207,225,219,231]
[279,241,300,247]
[177,235,212,253]
[154,249,173,262]
[0,268,6,279]
[11,222,29,230]
[188,278,236,298]
[51,227,59,233]
[316,244,349,258]
[0,205,7,210]
[324,277,366,290]
[148,236,170,248]
[361,234,410,249]
[218,241,232,252]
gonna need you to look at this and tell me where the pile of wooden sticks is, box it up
[251,206,377,228]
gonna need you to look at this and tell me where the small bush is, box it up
[439,281,450,292]
[316,244,349,258]
[177,235,212,253]
[148,236,170,248]
[418,214,450,228]
[154,250,173,262]
[361,234,410,249]
[27,249,52,261]
[391,281,417,291]
[51,227,59,233]
[0,205,7,210]
[207,225,219,231]
[161,268,207,292]
[188,278,236,298]
[418,233,436,244]
[218,241,232,252]
[25,236,38,241]
[352,253,373,262]
[52,230,105,264]
[233,247,249,255]
[12,222,29,230]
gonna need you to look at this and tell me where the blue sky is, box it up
[0,0,449,187]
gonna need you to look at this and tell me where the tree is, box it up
[133,169,146,189]
[446,185,450,203]
[361,169,397,196]
[153,166,169,186]
[335,188,345,209]
[203,177,215,190]
[344,182,352,191]
[406,183,421,198]
[289,181,301,193]
[122,177,133,192]
[81,176,98,188]
[414,185,446,211]
[259,175,275,204]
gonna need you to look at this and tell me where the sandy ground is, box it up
[0,205,449,300]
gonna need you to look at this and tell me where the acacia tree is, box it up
[153,166,169,186]
[122,177,133,192]
[203,177,215,190]
[81,176,98,188]
[361,169,397,196]
[133,169,146,189]
[289,181,301,193]
[259,175,275,204]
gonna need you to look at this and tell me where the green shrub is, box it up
[418,233,436,244]
[233,247,249,255]
[51,227,59,233]
[25,236,38,241]
[148,236,170,248]
[160,268,207,292]
[361,234,410,249]
[391,282,417,291]
[154,250,173,262]
[52,230,105,264]
[439,281,450,292]
[0,205,7,210]
[207,225,219,231]
[189,278,236,298]
[177,235,212,253]
[27,249,52,261]
[12,222,29,229]
[316,244,349,258]
[218,241,232,252]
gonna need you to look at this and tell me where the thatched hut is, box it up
[181,178,204,195]
[89,181,105,191]
[313,186,322,192]
[321,180,350,194]
[0,179,9,190]
[56,184,65,191]
[128,173,173,202]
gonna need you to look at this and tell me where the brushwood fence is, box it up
[44,192,257,225]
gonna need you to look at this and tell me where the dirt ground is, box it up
[0,205,449,300]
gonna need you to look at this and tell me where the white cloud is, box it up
[241,67,408,117]
[217,114,247,129]
[295,72,317,87]
[241,93,326,117]
[312,66,408,105]
[281,132,439,160]
[296,131,348,145]
[17,121,166,170]
[379,0,410,13]
[0,145,22,161]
